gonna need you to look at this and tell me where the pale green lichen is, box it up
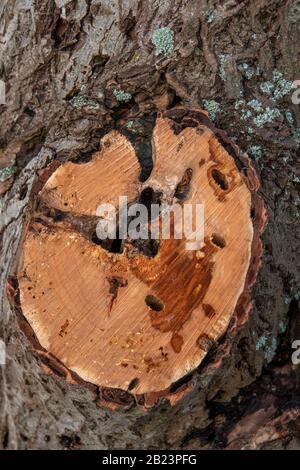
[151,27,175,56]
[126,120,134,129]
[260,69,293,101]
[272,69,284,82]
[238,63,260,80]
[256,335,267,351]
[219,54,230,81]
[282,154,291,163]
[235,71,292,130]
[286,110,294,125]
[241,110,253,121]
[249,145,262,160]
[125,120,137,132]
[279,320,287,334]
[256,335,277,363]
[0,166,16,182]
[113,89,132,102]
[248,99,264,113]
[235,97,281,128]
[253,107,281,128]
[273,79,293,101]
[69,95,99,109]
[264,337,277,363]
[235,100,253,122]
[203,99,220,121]
[260,81,274,95]
[205,9,218,23]
[235,99,245,110]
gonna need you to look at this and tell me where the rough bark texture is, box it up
[0,0,300,450]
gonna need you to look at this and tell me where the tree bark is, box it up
[0,0,300,450]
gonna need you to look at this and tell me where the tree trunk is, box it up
[0,0,300,450]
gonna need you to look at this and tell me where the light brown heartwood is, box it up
[17,108,266,406]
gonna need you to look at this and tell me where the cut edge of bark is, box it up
[11,107,267,410]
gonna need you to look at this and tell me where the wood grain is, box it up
[18,110,257,396]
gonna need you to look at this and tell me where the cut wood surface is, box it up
[17,108,264,400]
[2,0,298,450]
[39,131,140,216]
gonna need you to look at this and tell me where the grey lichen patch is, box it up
[256,335,277,363]
[125,120,137,132]
[113,89,132,102]
[272,71,293,100]
[218,54,230,81]
[292,174,300,183]
[236,70,295,135]
[69,95,100,109]
[235,98,281,128]
[238,63,260,80]
[242,110,253,121]
[0,166,16,182]
[125,120,134,129]
[279,320,287,334]
[256,335,267,351]
[264,338,277,363]
[205,9,218,24]
[203,99,220,121]
[260,69,293,101]
[248,145,262,160]
[260,81,274,95]
[151,27,175,56]
[248,99,264,113]
[235,100,250,120]
[253,107,281,128]
[286,111,294,125]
